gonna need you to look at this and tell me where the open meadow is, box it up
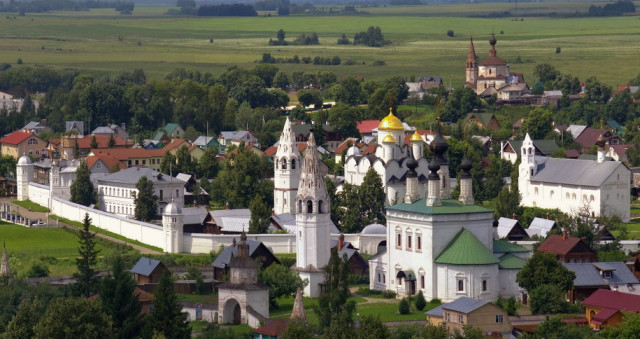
[0,3,639,85]
[0,221,119,277]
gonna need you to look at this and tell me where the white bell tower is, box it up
[294,133,332,297]
[274,117,301,215]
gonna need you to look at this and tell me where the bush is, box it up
[414,290,427,311]
[447,30,455,37]
[356,287,382,296]
[398,298,411,314]
[382,290,397,299]
[372,60,386,66]
[556,47,562,54]
[344,59,357,66]
[348,274,369,285]
[16,58,23,65]
[25,262,49,278]
[430,298,441,304]
[277,256,296,268]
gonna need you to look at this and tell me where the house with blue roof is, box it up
[426,297,512,337]
[131,257,168,284]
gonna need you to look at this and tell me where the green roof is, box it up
[153,131,167,141]
[465,112,496,128]
[498,253,527,269]
[493,239,530,254]
[387,199,492,215]
[165,123,179,134]
[435,229,499,265]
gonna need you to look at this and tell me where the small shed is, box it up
[131,257,168,284]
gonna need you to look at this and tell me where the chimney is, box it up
[562,228,567,240]
[546,212,549,220]
[512,213,517,220]
[225,202,230,210]
[271,209,275,216]
[338,234,344,251]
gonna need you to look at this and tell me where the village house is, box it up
[65,121,84,135]
[536,231,597,263]
[89,138,190,171]
[582,289,640,330]
[426,297,512,337]
[495,217,529,241]
[211,238,280,281]
[218,130,259,152]
[563,262,640,302]
[21,120,52,136]
[131,257,169,284]
[526,217,557,238]
[92,123,129,140]
[464,112,500,131]
[500,138,559,164]
[0,131,46,160]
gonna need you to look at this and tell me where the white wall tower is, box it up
[16,155,32,201]
[274,117,301,215]
[163,201,183,253]
[294,133,332,297]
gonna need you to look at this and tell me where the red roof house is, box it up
[583,289,640,329]
[356,120,380,135]
[536,232,597,263]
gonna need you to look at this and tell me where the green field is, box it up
[1,4,640,85]
[0,221,118,277]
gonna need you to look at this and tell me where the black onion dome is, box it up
[428,158,440,179]
[461,155,472,171]
[406,156,418,172]
[489,34,497,45]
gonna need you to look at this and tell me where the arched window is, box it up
[572,193,576,200]
[458,280,464,292]
[482,280,487,292]
[281,158,287,169]
[420,275,425,289]
[590,195,594,202]
[307,200,313,213]
[275,159,279,169]
[318,200,324,213]
[291,159,296,169]
[566,192,570,200]
[297,200,302,214]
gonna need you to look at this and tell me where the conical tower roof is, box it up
[275,117,301,159]
[290,288,307,321]
[0,242,12,279]
[467,37,477,63]
[297,133,329,201]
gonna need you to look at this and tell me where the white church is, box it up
[368,127,530,302]
[343,109,450,206]
[518,133,630,222]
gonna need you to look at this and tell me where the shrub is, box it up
[25,262,49,278]
[356,287,382,296]
[344,59,357,66]
[398,298,411,314]
[372,60,386,66]
[447,30,455,37]
[382,290,397,298]
[556,47,562,54]
[278,256,296,268]
[16,58,23,65]
[430,298,441,304]
[348,274,369,285]
[414,290,427,311]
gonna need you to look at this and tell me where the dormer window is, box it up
[602,270,612,279]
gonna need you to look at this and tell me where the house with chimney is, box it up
[563,262,640,302]
[536,231,597,263]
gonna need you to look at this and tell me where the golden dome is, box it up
[410,131,422,142]
[378,108,404,130]
[382,133,396,143]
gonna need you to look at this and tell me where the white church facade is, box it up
[518,133,630,222]
[369,128,529,302]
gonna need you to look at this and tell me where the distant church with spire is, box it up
[465,35,528,98]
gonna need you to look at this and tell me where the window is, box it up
[496,315,504,323]
[603,270,612,279]
[307,200,313,213]
[458,280,464,292]
[420,275,425,289]
[407,235,412,250]
[135,160,139,165]
[292,159,296,169]
[482,280,487,292]
[159,190,163,200]
[396,233,402,248]
[176,189,179,197]
[445,312,450,322]
[457,315,464,324]
[417,235,422,251]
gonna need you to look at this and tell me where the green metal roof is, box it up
[153,131,166,141]
[498,253,527,269]
[434,229,499,265]
[493,239,530,254]
[165,123,179,134]
[387,199,492,215]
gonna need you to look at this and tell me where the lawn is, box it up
[1,6,640,85]
[0,221,120,276]
[12,200,50,213]
[177,292,218,305]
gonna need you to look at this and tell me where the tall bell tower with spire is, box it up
[466,38,478,87]
[294,132,332,297]
[274,117,301,215]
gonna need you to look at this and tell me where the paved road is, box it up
[1,198,161,254]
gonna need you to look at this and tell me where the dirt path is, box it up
[349,286,399,304]
[2,198,161,254]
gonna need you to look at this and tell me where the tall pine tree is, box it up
[146,270,190,339]
[134,176,158,221]
[100,254,144,339]
[249,194,270,234]
[73,213,100,298]
[314,247,355,331]
[70,161,96,206]
[359,168,386,225]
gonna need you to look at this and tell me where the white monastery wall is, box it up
[28,183,50,208]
